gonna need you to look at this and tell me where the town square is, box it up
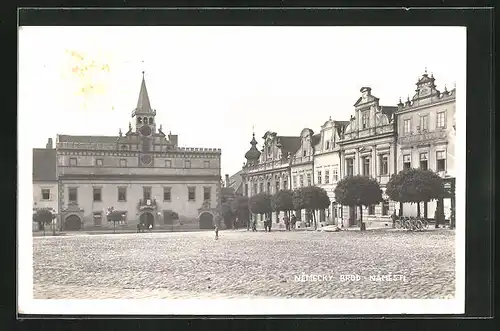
[33,228,455,300]
[20,25,464,310]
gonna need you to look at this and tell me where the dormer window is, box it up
[267,146,271,156]
[325,141,330,150]
[303,150,307,157]
[362,111,370,129]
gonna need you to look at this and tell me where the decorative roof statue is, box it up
[119,128,122,137]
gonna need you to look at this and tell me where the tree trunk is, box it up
[424,202,428,220]
[43,223,46,236]
[113,222,116,233]
[52,221,56,236]
[399,201,403,217]
[313,210,317,230]
[417,202,421,218]
[359,205,365,231]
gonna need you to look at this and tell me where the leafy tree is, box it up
[292,186,330,229]
[249,192,273,219]
[334,175,383,231]
[232,195,250,228]
[271,189,294,219]
[106,207,125,233]
[33,208,55,236]
[386,168,446,221]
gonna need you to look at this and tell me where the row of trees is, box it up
[246,168,448,231]
[248,186,331,230]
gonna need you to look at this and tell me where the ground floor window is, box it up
[368,205,376,215]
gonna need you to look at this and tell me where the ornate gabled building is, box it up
[394,70,456,219]
[338,87,398,226]
[48,73,222,231]
[313,117,350,226]
[241,131,301,224]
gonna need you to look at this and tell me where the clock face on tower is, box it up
[140,125,152,136]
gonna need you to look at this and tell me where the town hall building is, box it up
[33,73,222,231]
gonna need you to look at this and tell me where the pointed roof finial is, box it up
[425,66,428,74]
[444,84,448,92]
[119,128,122,137]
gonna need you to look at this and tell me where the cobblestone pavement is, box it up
[33,229,455,299]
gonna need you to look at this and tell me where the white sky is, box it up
[19,26,465,176]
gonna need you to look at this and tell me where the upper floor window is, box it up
[96,159,103,167]
[267,182,271,193]
[437,111,446,129]
[346,158,354,176]
[436,151,446,172]
[293,176,297,188]
[283,179,288,190]
[362,111,370,129]
[245,183,249,197]
[403,154,411,169]
[275,180,280,192]
[119,159,127,167]
[306,173,312,186]
[259,183,264,193]
[41,189,50,200]
[325,170,330,184]
[299,175,304,187]
[379,155,389,175]
[403,119,411,135]
[93,187,102,202]
[363,157,371,177]
[163,187,172,201]
[143,187,152,200]
[118,187,127,202]
[420,152,428,170]
[317,171,322,185]
[188,187,196,201]
[165,160,172,168]
[333,167,339,182]
[69,158,77,166]
[184,160,191,168]
[203,160,210,168]
[253,183,258,195]
[419,115,429,131]
[68,187,77,203]
[203,187,211,202]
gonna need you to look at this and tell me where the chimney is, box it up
[46,138,53,149]
[225,174,230,187]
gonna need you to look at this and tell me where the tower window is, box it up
[149,117,154,125]
[137,117,142,124]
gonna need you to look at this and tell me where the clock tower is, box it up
[132,72,157,167]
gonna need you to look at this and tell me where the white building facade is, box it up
[394,71,456,219]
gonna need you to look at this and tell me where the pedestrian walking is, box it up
[252,219,257,232]
[215,224,219,240]
[265,215,272,232]
[284,214,290,231]
[148,224,152,232]
[291,214,297,230]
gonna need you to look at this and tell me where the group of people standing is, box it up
[261,214,298,232]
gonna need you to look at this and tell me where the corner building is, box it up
[55,74,222,231]
[394,71,456,219]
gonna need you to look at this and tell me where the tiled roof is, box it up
[312,133,321,146]
[228,170,244,194]
[33,148,57,181]
[58,135,119,143]
[277,136,301,154]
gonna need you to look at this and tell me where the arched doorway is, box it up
[140,212,155,228]
[65,215,81,231]
[199,212,214,229]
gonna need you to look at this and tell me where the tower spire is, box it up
[135,72,152,113]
